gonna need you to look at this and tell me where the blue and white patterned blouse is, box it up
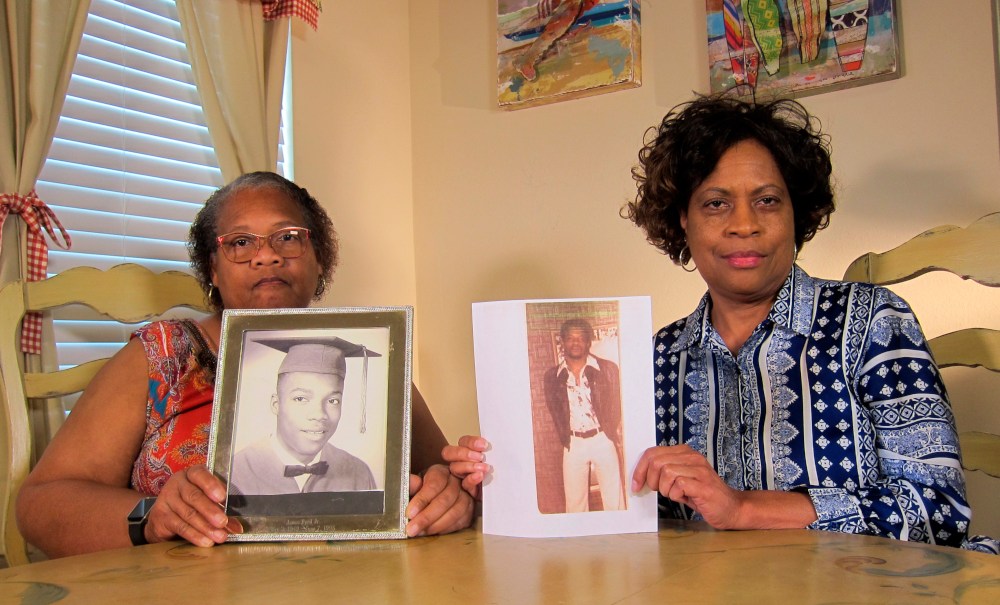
[653,265,981,548]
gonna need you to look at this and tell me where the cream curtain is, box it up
[0,1,90,460]
[176,0,289,182]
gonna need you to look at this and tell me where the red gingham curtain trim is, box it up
[261,0,321,30]
[0,190,73,355]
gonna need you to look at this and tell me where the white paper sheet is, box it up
[472,296,658,537]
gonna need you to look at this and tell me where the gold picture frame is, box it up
[207,306,413,541]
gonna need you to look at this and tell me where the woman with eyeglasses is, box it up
[17,172,474,557]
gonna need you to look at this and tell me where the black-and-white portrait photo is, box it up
[229,331,389,497]
[222,325,392,520]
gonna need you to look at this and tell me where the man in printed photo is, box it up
[543,318,625,512]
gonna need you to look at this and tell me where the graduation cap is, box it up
[255,335,382,433]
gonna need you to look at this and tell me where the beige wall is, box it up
[294,1,1000,533]
[290,6,418,310]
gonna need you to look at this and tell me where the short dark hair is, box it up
[187,172,339,311]
[560,318,594,342]
[623,95,835,265]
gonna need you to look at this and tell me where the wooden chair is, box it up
[843,211,1000,535]
[0,264,210,566]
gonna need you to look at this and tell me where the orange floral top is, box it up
[130,320,215,495]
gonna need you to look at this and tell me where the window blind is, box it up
[35,0,287,374]
[37,0,223,277]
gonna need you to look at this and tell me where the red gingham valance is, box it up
[262,0,322,30]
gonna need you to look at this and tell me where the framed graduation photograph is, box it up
[207,306,413,541]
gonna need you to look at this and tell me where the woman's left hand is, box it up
[405,464,475,537]
[146,464,242,546]
[631,445,745,529]
[442,435,491,499]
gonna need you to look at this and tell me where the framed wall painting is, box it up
[707,0,900,100]
[498,0,641,110]
[207,306,413,541]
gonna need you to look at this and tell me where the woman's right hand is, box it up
[631,444,748,529]
[144,465,242,546]
[442,435,491,499]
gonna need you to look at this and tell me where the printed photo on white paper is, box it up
[472,296,657,537]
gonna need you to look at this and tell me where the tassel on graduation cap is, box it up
[256,335,381,434]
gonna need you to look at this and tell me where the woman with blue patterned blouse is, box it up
[444,96,994,553]
[621,95,994,553]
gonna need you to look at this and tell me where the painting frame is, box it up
[497,0,642,110]
[207,306,413,542]
[707,0,901,100]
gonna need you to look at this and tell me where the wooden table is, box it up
[2,521,999,604]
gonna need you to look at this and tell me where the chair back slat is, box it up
[843,212,1000,286]
[930,329,1000,373]
[962,432,1000,477]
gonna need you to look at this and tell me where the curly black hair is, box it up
[623,95,835,265]
[187,172,339,311]
[560,318,594,342]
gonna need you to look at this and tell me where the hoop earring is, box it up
[208,283,216,301]
[680,246,697,273]
[315,276,327,297]
[793,243,799,260]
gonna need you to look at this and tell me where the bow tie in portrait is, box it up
[283,461,330,477]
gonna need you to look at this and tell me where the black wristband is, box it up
[127,497,156,546]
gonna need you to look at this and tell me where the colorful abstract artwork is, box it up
[707,0,899,99]
[498,0,641,110]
